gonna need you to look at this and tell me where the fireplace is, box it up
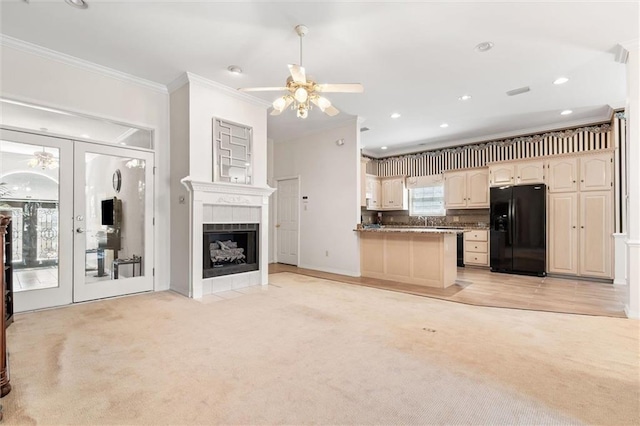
[181,178,274,298]
[203,223,258,278]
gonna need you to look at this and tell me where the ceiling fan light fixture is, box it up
[296,106,309,119]
[316,96,332,111]
[553,77,569,85]
[560,109,573,115]
[273,96,288,111]
[294,87,308,103]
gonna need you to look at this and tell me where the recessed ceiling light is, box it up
[440,123,449,128]
[81,134,90,138]
[458,95,472,101]
[561,110,573,115]
[227,65,243,75]
[380,146,388,150]
[65,0,88,9]
[553,77,569,85]
[474,41,494,53]
[390,113,401,119]
[39,127,48,132]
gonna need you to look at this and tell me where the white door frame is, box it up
[1,128,156,311]
[73,142,155,302]
[1,129,74,311]
[274,176,301,266]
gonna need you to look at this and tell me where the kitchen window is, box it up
[409,184,445,216]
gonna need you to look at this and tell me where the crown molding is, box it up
[0,34,168,95]
[168,72,271,109]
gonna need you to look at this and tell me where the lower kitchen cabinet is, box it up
[464,230,489,266]
[547,191,612,279]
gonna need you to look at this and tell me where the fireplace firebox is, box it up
[203,223,259,278]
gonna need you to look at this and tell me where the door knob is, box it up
[76,227,85,233]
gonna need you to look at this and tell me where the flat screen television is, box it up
[101,198,115,226]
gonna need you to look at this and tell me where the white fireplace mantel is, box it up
[181,177,275,298]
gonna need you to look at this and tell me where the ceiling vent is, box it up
[506,86,531,96]
[360,127,370,132]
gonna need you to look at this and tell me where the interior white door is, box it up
[276,178,299,266]
[73,142,154,302]
[1,129,73,312]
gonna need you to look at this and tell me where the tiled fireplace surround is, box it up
[181,179,275,298]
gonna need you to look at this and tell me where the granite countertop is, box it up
[354,227,464,234]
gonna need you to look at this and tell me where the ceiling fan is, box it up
[238,24,364,119]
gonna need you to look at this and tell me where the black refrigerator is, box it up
[490,184,546,276]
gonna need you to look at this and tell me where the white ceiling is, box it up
[0,1,638,157]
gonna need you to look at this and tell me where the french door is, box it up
[0,129,154,312]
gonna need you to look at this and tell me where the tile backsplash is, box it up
[361,208,490,228]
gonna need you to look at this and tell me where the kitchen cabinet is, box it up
[579,191,612,278]
[444,169,489,209]
[548,193,579,275]
[515,160,545,185]
[547,189,612,279]
[464,230,489,266]
[489,160,544,186]
[547,157,578,193]
[365,175,382,210]
[580,152,613,191]
[360,158,367,207]
[489,164,514,186]
[380,176,408,210]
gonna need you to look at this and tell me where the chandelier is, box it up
[28,149,58,170]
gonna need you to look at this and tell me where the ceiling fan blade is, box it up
[288,64,307,84]
[315,83,364,93]
[324,105,340,116]
[238,87,288,92]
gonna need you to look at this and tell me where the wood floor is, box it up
[269,264,627,318]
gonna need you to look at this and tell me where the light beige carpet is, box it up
[2,272,639,425]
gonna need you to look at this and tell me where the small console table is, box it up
[112,255,142,279]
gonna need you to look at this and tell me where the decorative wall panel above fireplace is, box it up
[213,118,252,185]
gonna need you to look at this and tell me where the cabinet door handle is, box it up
[573,180,576,183]
[581,226,584,229]
[572,226,576,229]
[581,180,584,182]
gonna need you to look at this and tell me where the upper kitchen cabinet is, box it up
[365,175,382,210]
[547,152,613,193]
[489,160,544,186]
[444,168,489,209]
[515,160,545,185]
[580,152,613,191]
[489,164,514,187]
[443,171,466,208]
[380,176,408,210]
[547,157,578,193]
[360,158,368,207]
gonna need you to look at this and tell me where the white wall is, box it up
[272,120,361,276]
[169,84,191,296]
[0,45,171,290]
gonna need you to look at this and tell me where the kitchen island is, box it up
[356,227,463,289]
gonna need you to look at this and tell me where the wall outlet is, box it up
[453,216,459,222]
[390,216,394,222]
[325,250,329,257]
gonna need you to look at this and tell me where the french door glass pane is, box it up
[83,153,145,284]
[0,140,60,292]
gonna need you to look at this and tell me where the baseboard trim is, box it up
[297,263,360,278]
